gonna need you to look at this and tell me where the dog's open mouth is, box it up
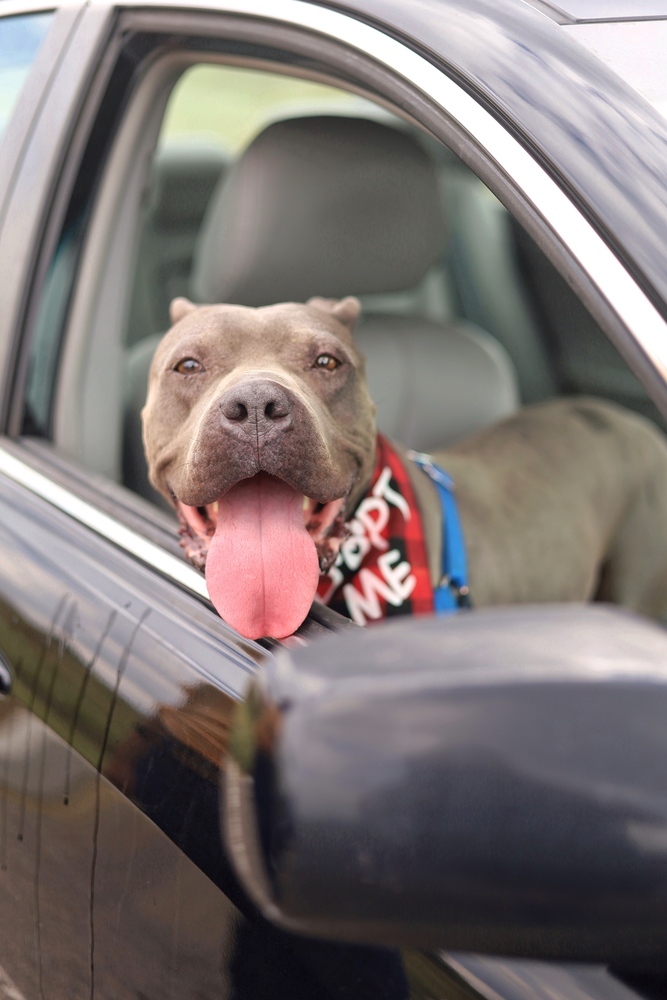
[176,473,348,640]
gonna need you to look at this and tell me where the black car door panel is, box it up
[0,699,241,1000]
[0,459,419,1000]
[0,463,260,998]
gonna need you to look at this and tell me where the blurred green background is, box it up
[160,64,378,153]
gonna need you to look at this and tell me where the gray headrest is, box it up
[190,116,447,306]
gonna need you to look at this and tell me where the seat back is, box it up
[357,315,517,451]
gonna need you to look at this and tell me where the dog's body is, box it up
[142,296,667,638]
[408,399,667,619]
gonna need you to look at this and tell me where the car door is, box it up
[0,2,665,1000]
[0,16,262,996]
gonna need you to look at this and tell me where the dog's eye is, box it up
[175,358,203,375]
[314,354,341,372]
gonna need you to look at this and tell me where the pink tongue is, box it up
[206,474,320,640]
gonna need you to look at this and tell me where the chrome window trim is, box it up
[0,443,210,600]
[7,0,667,603]
[93,0,667,384]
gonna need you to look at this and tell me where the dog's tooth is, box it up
[211,501,218,516]
[302,496,309,511]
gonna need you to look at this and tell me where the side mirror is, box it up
[223,605,667,966]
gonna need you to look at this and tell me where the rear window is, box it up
[0,11,53,138]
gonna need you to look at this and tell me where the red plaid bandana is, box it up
[317,434,434,625]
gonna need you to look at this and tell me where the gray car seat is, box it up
[124,115,519,503]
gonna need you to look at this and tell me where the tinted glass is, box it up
[0,11,53,138]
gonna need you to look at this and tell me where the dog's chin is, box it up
[175,472,349,640]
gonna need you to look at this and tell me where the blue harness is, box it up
[408,450,471,614]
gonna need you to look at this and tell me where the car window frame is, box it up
[0,7,59,168]
[3,0,667,636]
[0,1,114,424]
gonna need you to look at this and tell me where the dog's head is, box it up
[142,296,376,639]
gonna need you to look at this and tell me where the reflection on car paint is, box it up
[0,476,413,998]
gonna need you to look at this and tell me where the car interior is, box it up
[22,59,665,529]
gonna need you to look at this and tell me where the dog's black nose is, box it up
[220,380,293,432]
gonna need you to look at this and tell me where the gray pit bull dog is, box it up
[142,295,667,639]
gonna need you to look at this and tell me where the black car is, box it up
[2,0,667,997]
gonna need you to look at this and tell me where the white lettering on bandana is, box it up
[320,465,416,625]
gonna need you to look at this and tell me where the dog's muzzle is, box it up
[219,379,294,441]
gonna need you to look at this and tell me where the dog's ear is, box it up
[169,297,198,325]
[307,296,361,333]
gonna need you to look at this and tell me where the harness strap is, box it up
[407,450,471,614]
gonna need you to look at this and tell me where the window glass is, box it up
[160,63,380,155]
[0,11,53,138]
[23,49,666,508]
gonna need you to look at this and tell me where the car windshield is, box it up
[0,11,53,139]
[566,19,667,123]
